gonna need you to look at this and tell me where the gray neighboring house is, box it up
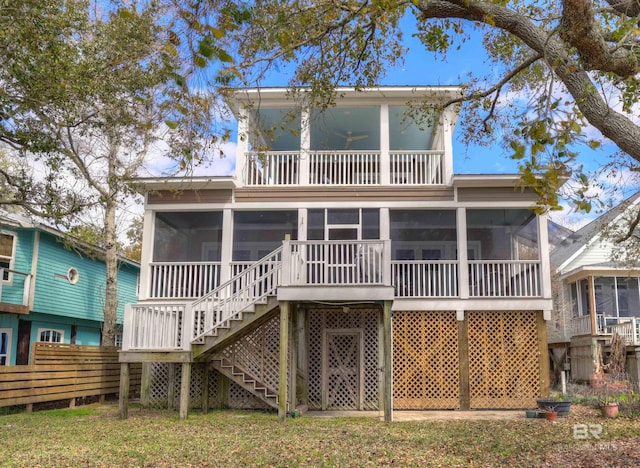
[549,192,640,385]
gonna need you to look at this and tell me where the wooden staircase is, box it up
[210,355,279,410]
[191,296,279,360]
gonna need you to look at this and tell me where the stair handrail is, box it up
[191,246,283,343]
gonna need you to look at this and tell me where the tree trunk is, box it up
[101,142,119,346]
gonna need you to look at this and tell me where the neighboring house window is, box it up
[115,334,123,348]
[594,277,640,323]
[0,329,11,365]
[0,232,16,283]
[38,328,64,343]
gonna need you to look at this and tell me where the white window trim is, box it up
[37,328,64,343]
[0,231,17,285]
[0,328,11,365]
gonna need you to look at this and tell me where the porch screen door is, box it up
[322,330,364,410]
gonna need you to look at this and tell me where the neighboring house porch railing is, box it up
[611,318,640,346]
[567,315,640,345]
[0,268,31,307]
[243,150,444,186]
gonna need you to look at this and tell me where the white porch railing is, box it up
[149,262,221,299]
[568,315,594,337]
[309,151,380,185]
[392,261,459,297]
[242,150,447,186]
[0,268,31,307]
[191,248,283,343]
[611,318,640,345]
[469,260,541,297]
[390,151,444,185]
[245,151,300,186]
[283,240,389,286]
[122,303,187,350]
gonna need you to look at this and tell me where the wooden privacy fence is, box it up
[0,343,141,411]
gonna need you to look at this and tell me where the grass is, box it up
[0,403,639,467]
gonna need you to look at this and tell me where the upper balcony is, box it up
[0,267,31,314]
[230,87,460,188]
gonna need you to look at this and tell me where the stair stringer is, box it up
[192,296,280,360]
[210,355,279,410]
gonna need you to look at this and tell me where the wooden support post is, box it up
[538,311,550,397]
[279,301,290,423]
[288,304,297,412]
[119,362,130,419]
[457,311,470,410]
[382,300,393,422]
[296,307,308,407]
[140,362,151,408]
[588,275,597,336]
[179,362,192,420]
[167,363,176,409]
[378,306,385,411]
[201,363,210,414]
[216,373,229,409]
[69,398,75,409]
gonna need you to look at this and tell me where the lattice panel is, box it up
[308,305,379,410]
[149,362,170,409]
[393,311,460,409]
[228,381,272,410]
[220,314,281,391]
[148,362,207,409]
[468,310,539,409]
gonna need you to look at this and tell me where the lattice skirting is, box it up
[393,311,460,409]
[147,362,271,411]
[468,310,540,409]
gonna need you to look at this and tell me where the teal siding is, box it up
[0,314,18,365]
[32,232,139,324]
[0,228,34,306]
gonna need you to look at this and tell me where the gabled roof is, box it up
[550,191,640,272]
[0,211,140,268]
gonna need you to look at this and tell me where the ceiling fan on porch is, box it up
[335,130,368,149]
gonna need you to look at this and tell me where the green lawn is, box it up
[0,404,638,467]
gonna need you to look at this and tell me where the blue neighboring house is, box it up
[0,212,139,365]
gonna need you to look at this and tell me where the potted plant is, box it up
[599,381,620,418]
[599,393,619,418]
[544,407,558,422]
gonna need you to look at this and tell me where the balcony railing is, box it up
[390,151,443,185]
[468,260,541,297]
[392,261,459,297]
[567,315,640,345]
[0,268,31,308]
[122,302,187,350]
[243,150,444,186]
[611,318,640,345]
[283,240,388,286]
[145,256,545,300]
[149,262,221,299]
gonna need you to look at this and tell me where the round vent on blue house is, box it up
[55,267,80,284]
